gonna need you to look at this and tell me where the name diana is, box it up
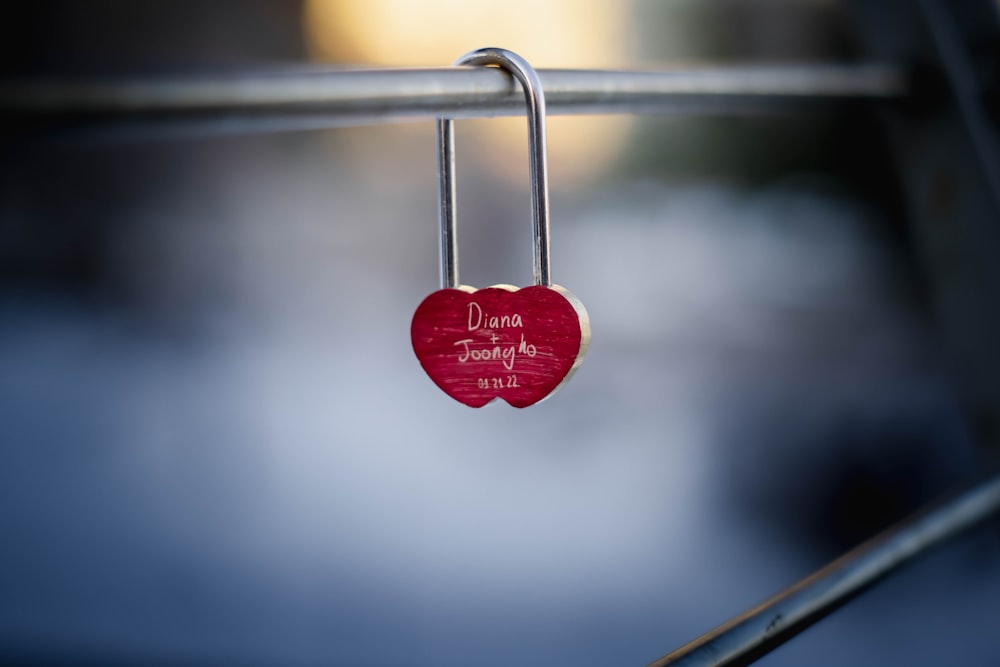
[468,302,523,331]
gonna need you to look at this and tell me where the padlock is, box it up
[411,47,590,408]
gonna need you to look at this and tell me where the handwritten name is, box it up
[452,301,537,372]
[468,302,522,331]
[454,334,537,370]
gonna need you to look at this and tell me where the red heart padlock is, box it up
[412,285,589,407]
[413,48,589,407]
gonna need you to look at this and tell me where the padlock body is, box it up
[411,284,589,407]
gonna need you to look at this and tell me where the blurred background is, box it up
[1,1,999,665]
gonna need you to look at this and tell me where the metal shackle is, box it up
[438,47,552,289]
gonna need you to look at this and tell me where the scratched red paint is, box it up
[411,285,590,408]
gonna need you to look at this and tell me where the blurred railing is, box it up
[0,63,906,135]
[647,476,1000,667]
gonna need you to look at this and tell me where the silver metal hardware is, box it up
[438,48,552,289]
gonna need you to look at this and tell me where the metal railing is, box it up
[648,476,1000,666]
[0,63,906,135]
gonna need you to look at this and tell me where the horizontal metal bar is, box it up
[0,64,907,130]
[647,475,1000,667]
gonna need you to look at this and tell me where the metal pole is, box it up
[0,64,906,129]
[647,475,1000,667]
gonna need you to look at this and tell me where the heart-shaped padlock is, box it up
[411,48,590,408]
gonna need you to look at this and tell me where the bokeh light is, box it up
[303,0,634,185]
